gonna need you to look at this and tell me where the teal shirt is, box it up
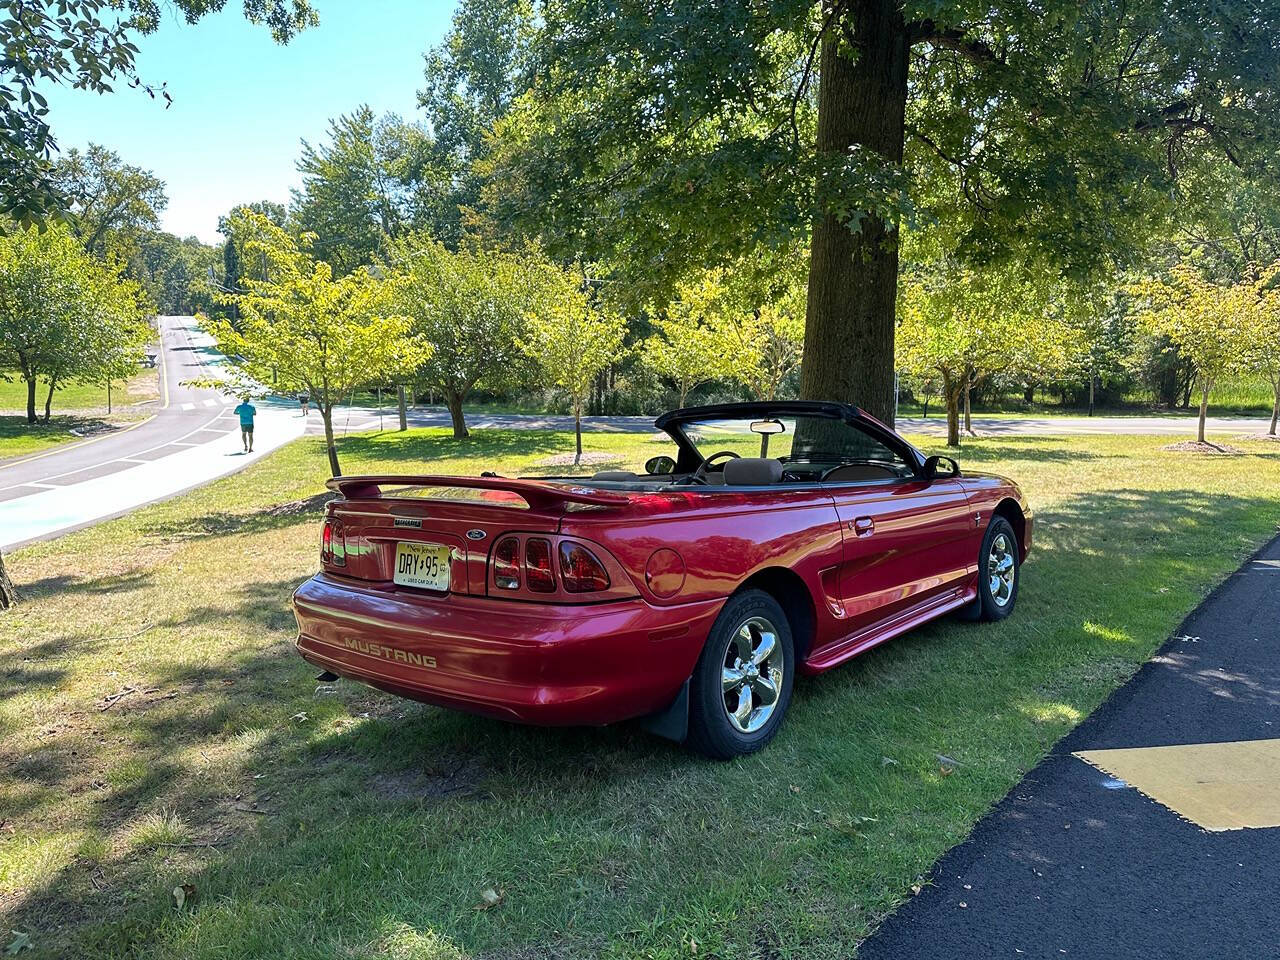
[234,402,256,427]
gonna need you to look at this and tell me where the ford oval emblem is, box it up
[466,528,487,541]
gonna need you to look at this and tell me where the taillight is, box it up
[559,541,610,593]
[524,538,555,592]
[320,519,345,566]
[494,536,520,589]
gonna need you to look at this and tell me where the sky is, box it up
[41,1,459,244]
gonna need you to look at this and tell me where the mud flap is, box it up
[639,679,689,742]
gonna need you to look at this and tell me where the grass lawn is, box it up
[0,370,160,416]
[2,429,1279,959]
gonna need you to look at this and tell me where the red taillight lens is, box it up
[524,538,555,592]
[494,536,520,589]
[559,541,610,593]
[321,519,345,566]
[321,520,332,562]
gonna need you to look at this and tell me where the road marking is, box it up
[181,402,195,411]
[203,398,217,407]
[0,414,158,472]
[1075,738,1280,831]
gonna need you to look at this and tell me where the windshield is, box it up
[677,415,910,471]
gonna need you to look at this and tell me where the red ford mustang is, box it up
[293,401,1031,757]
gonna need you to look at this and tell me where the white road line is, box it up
[181,402,195,411]
[203,398,217,407]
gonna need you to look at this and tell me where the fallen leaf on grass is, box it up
[881,757,899,766]
[289,711,309,723]
[474,888,504,911]
[172,883,197,910]
[3,931,32,955]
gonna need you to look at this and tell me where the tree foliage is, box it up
[0,224,148,423]
[387,236,555,438]
[1,0,315,227]
[205,210,424,476]
[1133,265,1263,441]
[522,271,628,463]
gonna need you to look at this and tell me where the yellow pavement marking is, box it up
[1075,738,1280,831]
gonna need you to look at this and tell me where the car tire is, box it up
[970,515,1020,622]
[686,589,795,759]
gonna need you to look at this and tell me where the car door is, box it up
[828,474,976,632]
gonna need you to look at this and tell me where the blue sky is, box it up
[42,1,458,244]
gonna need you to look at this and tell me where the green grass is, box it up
[2,428,1279,959]
[0,370,159,415]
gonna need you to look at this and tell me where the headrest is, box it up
[591,470,639,481]
[722,457,783,486]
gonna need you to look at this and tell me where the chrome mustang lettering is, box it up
[343,636,437,668]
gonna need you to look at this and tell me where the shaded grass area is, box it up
[2,429,1279,959]
[0,370,159,459]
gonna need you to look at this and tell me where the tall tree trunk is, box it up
[43,377,56,423]
[1269,378,1279,436]
[1197,379,1210,444]
[1023,384,1035,405]
[321,405,342,477]
[445,390,469,439]
[25,377,37,425]
[943,370,961,447]
[0,548,16,610]
[1088,373,1095,417]
[799,2,909,426]
[397,385,408,432]
[574,403,583,466]
[963,369,973,435]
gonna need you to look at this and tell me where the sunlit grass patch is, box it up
[126,811,190,852]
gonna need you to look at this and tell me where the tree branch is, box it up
[907,21,1003,65]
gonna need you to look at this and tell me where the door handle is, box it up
[852,516,874,536]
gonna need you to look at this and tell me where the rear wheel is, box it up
[686,589,794,759]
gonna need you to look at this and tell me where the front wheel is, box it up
[686,589,794,759]
[974,516,1020,621]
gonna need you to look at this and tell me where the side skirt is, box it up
[802,588,977,674]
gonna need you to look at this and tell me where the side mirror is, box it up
[645,455,677,476]
[922,455,960,480]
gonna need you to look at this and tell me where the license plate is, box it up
[393,542,451,592]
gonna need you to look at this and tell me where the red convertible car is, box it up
[293,401,1030,758]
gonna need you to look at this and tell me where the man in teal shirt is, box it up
[234,396,256,453]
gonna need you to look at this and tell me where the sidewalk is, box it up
[857,535,1280,959]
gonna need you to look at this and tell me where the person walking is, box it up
[234,396,256,453]
[299,392,310,417]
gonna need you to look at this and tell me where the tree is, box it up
[291,107,423,275]
[1134,266,1260,443]
[643,311,725,408]
[898,263,1072,446]
[205,211,424,476]
[1,0,315,227]
[418,0,537,245]
[0,224,146,423]
[388,237,550,438]
[51,144,167,257]
[1245,265,1280,437]
[486,1,1280,424]
[523,272,629,464]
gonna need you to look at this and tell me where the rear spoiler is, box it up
[324,475,631,511]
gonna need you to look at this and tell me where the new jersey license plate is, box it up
[393,542,451,592]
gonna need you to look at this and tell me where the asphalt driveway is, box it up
[857,535,1280,959]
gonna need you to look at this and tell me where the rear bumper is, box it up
[292,574,724,726]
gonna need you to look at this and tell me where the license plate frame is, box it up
[393,541,451,592]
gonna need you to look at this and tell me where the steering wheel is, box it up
[685,450,740,485]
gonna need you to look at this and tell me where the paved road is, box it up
[0,316,303,549]
[858,535,1280,960]
[314,406,1274,440]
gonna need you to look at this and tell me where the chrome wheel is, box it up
[721,616,785,734]
[988,532,1016,608]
